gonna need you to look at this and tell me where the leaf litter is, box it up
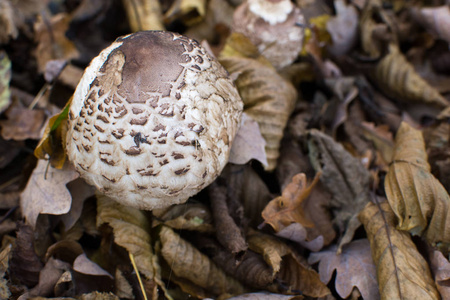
[0,0,450,299]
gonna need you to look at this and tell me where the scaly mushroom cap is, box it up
[66,31,243,210]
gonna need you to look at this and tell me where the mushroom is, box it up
[66,31,243,210]
[232,0,305,70]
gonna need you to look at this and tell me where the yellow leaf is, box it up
[164,0,206,26]
[359,201,440,300]
[34,97,71,169]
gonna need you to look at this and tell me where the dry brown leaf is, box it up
[358,200,440,300]
[261,172,320,232]
[33,13,80,73]
[278,253,331,298]
[164,0,206,26]
[326,0,359,56]
[0,51,11,113]
[247,230,291,275]
[374,44,448,108]
[159,225,246,297]
[114,268,134,299]
[428,248,450,299]
[20,160,79,229]
[219,56,297,171]
[307,129,370,250]
[0,0,20,44]
[29,258,71,297]
[219,32,270,64]
[229,112,268,167]
[360,122,394,165]
[0,244,11,299]
[385,122,450,250]
[275,223,324,252]
[79,291,119,300]
[308,239,380,300]
[0,99,47,141]
[96,195,154,280]
[121,0,164,31]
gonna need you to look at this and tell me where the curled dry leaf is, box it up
[276,223,324,252]
[121,0,164,31]
[326,0,359,56]
[96,195,156,280]
[159,225,246,297]
[20,160,79,229]
[385,122,450,251]
[220,56,297,171]
[29,258,71,297]
[373,44,448,108]
[308,239,380,300]
[307,129,371,249]
[0,51,11,113]
[227,292,303,300]
[358,201,440,300]
[209,182,248,253]
[164,0,206,26]
[261,172,320,232]
[73,253,112,278]
[229,112,268,167]
[33,13,80,73]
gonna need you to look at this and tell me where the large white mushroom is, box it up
[66,31,243,210]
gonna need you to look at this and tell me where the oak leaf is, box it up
[20,160,79,229]
[308,239,380,300]
[358,200,440,300]
[261,172,320,232]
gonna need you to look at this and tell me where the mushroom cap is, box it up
[66,31,243,210]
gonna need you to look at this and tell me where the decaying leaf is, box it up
[219,56,297,171]
[0,0,20,44]
[360,122,394,165]
[0,245,11,299]
[29,258,71,297]
[159,225,246,297]
[307,129,371,249]
[385,122,450,251]
[9,224,43,287]
[373,43,448,108]
[34,97,71,168]
[20,160,79,229]
[275,223,324,252]
[261,172,320,232]
[0,51,11,113]
[229,112,268,167]
[0,99,47,141]
[358,200,440,300]
[121,0,164,31]
[33,13,80,73]
[428,248,450,299]
[227,292,303,300]
[308,239,380,300]
[326,0,359,56]
[73,253,112,278]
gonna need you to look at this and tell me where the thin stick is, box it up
[129,252,148,300]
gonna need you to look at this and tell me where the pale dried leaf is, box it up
[0,245,11,299]
[0,51,11,113]
[229,112,268,167]
[308,239,380,300]
[73,253,112,278]
[79,291,119,300]
[121,0,164,31]
[417,6,450,43]
[20,160,79,229]
[227,292,303,300]
[220,56,297,171]
[326,0,359,56]
[429,249,450,299]
[374,44,448,108]
[159,225,246,296]
[358,201,440,300]
[114,269,134,299]
[29,258,70,297]
[275,223,324,252]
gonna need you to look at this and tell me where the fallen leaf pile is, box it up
[0,0,449,299]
